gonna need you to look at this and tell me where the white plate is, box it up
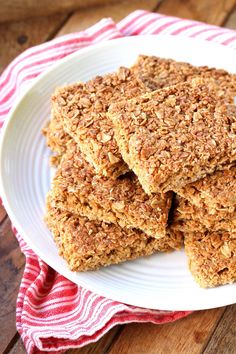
[1,35,236,311]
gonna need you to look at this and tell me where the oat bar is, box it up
[49,141,172,238]
[172,196,236,233]
[52,67,150,178]
[109,78,236,194]
[177,166,236,213]
[185,231,236,287]
[132,55,200,90]
[132,55,236,99]
[42,113,72,166]
[46,201,183,272]
[45,56,236,168]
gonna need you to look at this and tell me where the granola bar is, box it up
[172,196,236,233]
[52,67,150,178]
[42,113,72,166]
[49,141,172,238]
[132,55,200,90]
[132,55,236,99]
[45,56,236,168]
[184,231,236,287]
[46,201,183,272]
[109,78,236,194]
[176,165,236,213]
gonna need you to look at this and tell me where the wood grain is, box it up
[0,11,71,354]
[0,218,25,353]
[0,0,117,23]
[204,305,236,354]
[0,204,7,223]
[8,336,26,354]
[57,0,159,36]
[224,5,236,29]
[0,13,69,73]
[107,308,226,354]
[157,0,236,25]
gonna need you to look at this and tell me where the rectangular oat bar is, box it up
[184,231,236,287]
[42,113,72,166]
[132,55,236,100]
[132,55,200,90]
[52,67,150,178]
[45,202,183,272]
[172,196,236,233]
[49,141,172,239]
[109,78,236,194]
[176,166,236,214]
[45,56,236,168]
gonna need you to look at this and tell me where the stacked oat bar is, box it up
[44,55,236,288]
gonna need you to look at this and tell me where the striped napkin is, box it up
[1,10,236,354]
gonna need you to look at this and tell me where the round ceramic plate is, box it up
[1,35,236,311]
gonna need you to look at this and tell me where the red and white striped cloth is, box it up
[1,10,236,354]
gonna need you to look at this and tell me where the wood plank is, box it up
[0,205,7,223]
[107,308,225,354]
[8,335,26,354]
[157,0,236,25]
[0,218,25,353]
[0,10,69,354]
[224,6,236,29]
[0,0,117,23]
[203,304,236,354]
[66,326,123,354]
[57,0,160,35]
[0,13,69,73]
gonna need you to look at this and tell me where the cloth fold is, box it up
[1,10,236,354]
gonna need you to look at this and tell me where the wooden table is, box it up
[1,1,236,353]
